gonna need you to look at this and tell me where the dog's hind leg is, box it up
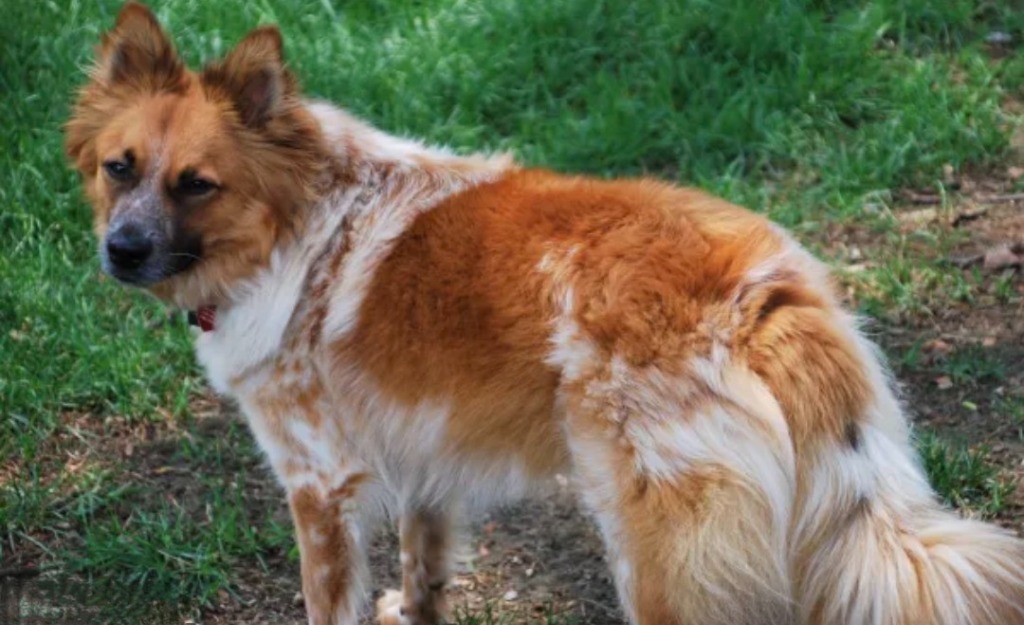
[376,508,451,625]
[562,362,799,625]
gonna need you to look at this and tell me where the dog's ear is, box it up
[95,2,184,90]
[66,3,182,170]
[201,26,296,128]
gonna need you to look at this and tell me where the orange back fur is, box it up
[349,169,866,471]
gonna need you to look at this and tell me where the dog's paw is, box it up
[376,589,409,625]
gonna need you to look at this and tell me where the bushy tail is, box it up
[704,234,1024,622]
[795,421,1024,625]
[735,236,1024,624]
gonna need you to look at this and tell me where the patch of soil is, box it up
[442,493,622,624]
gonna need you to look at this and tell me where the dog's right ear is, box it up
[95,2,184,91]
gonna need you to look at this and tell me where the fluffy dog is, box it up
[66,4,1024,624]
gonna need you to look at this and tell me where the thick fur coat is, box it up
[66,5,1024,624]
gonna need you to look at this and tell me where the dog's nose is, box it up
[106,225,154,268]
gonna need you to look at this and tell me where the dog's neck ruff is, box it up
[187,306,217,332]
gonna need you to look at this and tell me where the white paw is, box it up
[376,589,410,625]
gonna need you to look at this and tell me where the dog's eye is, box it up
[179,175,218,197]
[103,160,133,182]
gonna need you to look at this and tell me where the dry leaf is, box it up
[951,207,987,227]
[897,207,938,225]
[982,244,1023,270]
[942,163,956,185]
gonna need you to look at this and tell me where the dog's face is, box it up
[66,2,327,308]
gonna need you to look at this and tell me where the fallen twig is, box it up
[983,242,1024,270]
[903,192,943,205]
[948,243,1024,271]
[948,254,984,268]
[976,192,1024,204]
[901,191,1024,206]
[951,207,988,227]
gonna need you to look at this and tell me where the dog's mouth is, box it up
[100,230,202,287]
[103,253,200,286]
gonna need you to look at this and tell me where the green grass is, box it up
[64,419,294,606]
[846,239,982,322]
[2,0,1022,617]
[70,485,291,603]
[919,432,1015,518]
[939,344,1008,386]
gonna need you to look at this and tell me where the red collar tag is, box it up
[187,306,217,332]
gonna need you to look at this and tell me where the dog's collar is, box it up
[186,306,217,332]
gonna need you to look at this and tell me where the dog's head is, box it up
[66,2,328,308]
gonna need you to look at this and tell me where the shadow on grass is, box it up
[1,575,183,625]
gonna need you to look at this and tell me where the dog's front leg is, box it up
[289,479,373,625]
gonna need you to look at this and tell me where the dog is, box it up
[66,4,1024,624]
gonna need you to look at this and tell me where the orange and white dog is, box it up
[67,4,1024,624]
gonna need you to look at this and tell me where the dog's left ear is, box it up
[202,26,296,128]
